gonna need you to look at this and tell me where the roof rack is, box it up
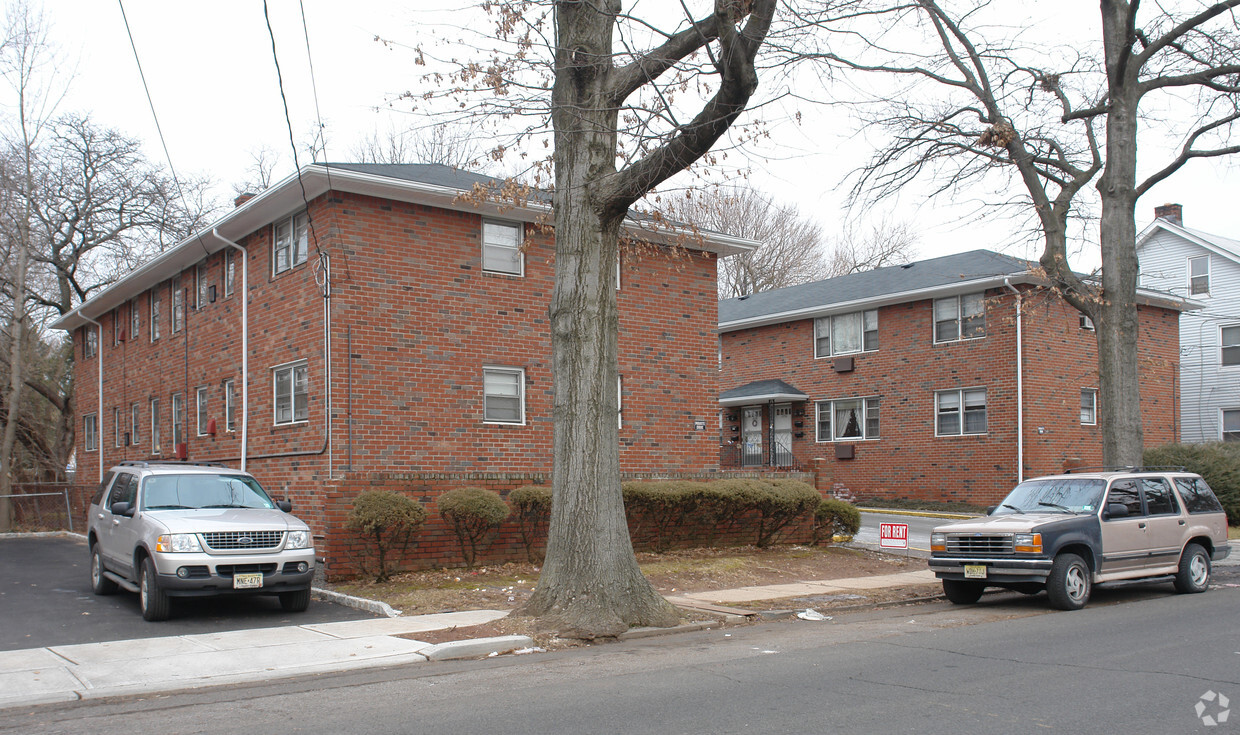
[116,460,226,469]
[1063,465,1186,474]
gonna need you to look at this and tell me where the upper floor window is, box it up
[934,293,985,343]
[273,361,309,425]
[171,277,185,333]
[483,367,525,424]
[129,297,140,340]
[196,262,209,309]
[224,249,236,297]
[816,397,880,442]
[84,326,98,359]
[937,388,987,436]
[815,310,878,358]
[150,288,162,341]
[481,220,523,276]
[1080,388,1097,425]
[273,212,310,275]
[1188,255,1210,295]
[1221,325,1239,368]
[112,309,122,346]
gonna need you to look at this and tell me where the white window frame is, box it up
[129,297,140,340]
[196,262,209,309]
[224,249,236,297]
[1188,255,1210,295]
[933,293,986,343]
[1223,408,1240,443]
[112,309,121,347]
[815,397,881,442]
[84,326,97,359]
[273,212,310,276]
[113,406,122,448]
[131,402,141,444]
[196,386,210,436]
[936,387,988,436]
[1080,388,1097,425]
[171,277,184,333]
[483,366,526,425]
[273,360,309,426]
[224,379,236,432]
[481,220,524,276]
[150,288,162,342]
[150,398,161,453]
[171,392,184,446]
[83,413,97,452]
[814,310,878,358]
[1221,324,1240,369]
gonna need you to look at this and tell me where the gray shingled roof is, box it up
[324,162,538,198]
[719,249,1032,327]
[719,379,808,406]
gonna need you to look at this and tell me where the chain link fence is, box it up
[2,484,95,533]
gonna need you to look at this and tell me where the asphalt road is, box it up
[10,571,1239,734]
[0,536,377,651]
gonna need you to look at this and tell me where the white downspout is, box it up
[81,314,104,482]
[1003,279,1024,483]
[214,229,249,472]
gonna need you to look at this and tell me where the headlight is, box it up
[285,530,311,549]
[156,534,202,553]
[1014,533,1043,553]
[930,533,946,552]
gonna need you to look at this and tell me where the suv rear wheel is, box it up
[1173,543,1211,594]
[942,579,985,604]
[139,557,171,621]
[1046,552,1091,610]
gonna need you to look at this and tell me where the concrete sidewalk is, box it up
[668,568,938,607]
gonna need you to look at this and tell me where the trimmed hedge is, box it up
[813,498,862,545]
[345,490,427,581]
[1143,442,1240,524]
[438,487,512,567]
[509,485,552,563]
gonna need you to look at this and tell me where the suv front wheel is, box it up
[90,545,118,595]
[942,579,985,605]
[140,557,171,621]
[1173,543,1211,594]
[1046,552,1091,611]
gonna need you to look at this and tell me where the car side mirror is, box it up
[985,505,997,516]
[1105,502,1129,519]
[276,500,293,513]
[111,502,134,517]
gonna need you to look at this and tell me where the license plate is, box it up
[233,572,264,589]
[964,564,988,580]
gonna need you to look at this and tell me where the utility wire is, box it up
[299,0,332,190]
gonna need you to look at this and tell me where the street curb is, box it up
[312,587,402,618]
[0,531,87,540]
[619,620,720,640]
[422,634,534,661]
[857,507,975,519]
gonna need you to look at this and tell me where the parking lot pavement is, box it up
[0,535,377,652]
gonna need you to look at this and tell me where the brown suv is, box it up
[928,469,1231,610]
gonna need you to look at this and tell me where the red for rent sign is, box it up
[879,522,909,549]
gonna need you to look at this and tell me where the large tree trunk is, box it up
[517,0,679,637]
[1095,0,1145,466]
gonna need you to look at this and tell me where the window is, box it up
[224,379,236,432]
[130,298,140,340]
[83,413,97,452]
[131,402,141,444]
[196,262,209,309]
[273,361,309,425]
[937,388,987,436]
[113,407,122,448]
[933,293,986,343]
[481,221,523,275]
[107,473,137,511]
[1105,479,1143,517]
[172,392,184,446]
[1188,255,1209,295]
[814,310,878,357]
[1080,389,1097,425]
[1175,477,1225,514]
[1223,409,1240,442]
[483,367,524,424]
[273,212,309,275]
[1141,478,1178,516]
[172,277,184,333]
[196,387,210,436]
[617,375,623,429]
[1079,314,1094,331]
[1222,325,1240,367]
[112,309,121,346]
[224,249,236,297]
[150,288,162,341]
[84,326,98,359]
[816,397,880,442]
[151,398,161,453]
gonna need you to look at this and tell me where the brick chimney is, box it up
[1154,203,1182,225]
[234,192,256,208]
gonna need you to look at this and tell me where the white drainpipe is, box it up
[1003,278,1024,483]
[81,314,104,482]
[213,229,249,472]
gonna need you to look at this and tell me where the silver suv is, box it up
[87,461,316,621]
[929,468,1231,610]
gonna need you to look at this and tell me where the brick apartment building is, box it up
[52,163,753,567]
[717,250,1192,506]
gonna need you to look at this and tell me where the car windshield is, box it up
[992,478,1106,515]
[139,474,276,511]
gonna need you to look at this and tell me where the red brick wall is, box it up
[719,286,1181,506]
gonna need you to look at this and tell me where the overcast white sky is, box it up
[10,0,1239,272]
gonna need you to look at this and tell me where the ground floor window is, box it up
[172,392,184,446]
[83,413,97,452]
[937,388,987,436]
[150,398,161,453]
[224,379,236,432]
[273,361,309,425]
[1224,408,1240,442]
[816,397,880,442]
[131,403,141,444]
[196,387,210,436]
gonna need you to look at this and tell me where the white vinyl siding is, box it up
[273,212,310,275]
[273,361,309,425]
[933,293,985,343]
[937,388,987,436]
[483,367,525,424]
[815,397,880,442]
[481,221,523,275]
[814,310,878,358]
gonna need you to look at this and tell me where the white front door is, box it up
[771,403,792,467]
[741,406,763,467]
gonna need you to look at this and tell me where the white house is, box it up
[1136,203,1240,443]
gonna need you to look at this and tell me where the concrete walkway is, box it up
[669,569,938,607]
